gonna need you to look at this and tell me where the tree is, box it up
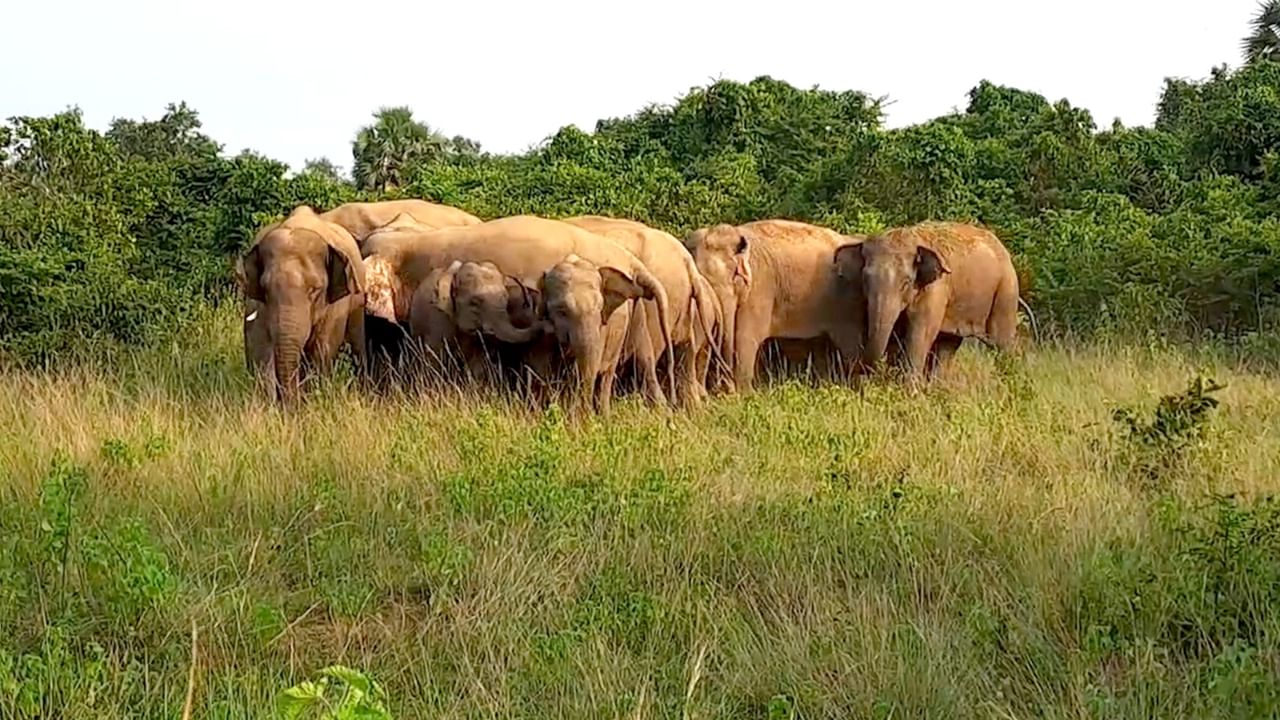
[446,135,482,157]
[300,157,346,183]
[1243,0,1280,63]
[106,102,220,163]
[351,106,447,192]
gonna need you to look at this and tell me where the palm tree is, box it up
[1243,0,1280,63]
[351,106,447,192]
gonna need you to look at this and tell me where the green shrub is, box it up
[5,64,1280,361]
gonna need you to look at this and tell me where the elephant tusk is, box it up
[245,310,258,322]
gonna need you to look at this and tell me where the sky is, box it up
[1,0,1261,173]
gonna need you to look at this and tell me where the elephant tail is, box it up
[688,272,728,377]
[1018,296,1041,344]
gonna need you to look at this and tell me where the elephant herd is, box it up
[234,199,1026,412]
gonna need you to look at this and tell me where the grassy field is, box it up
[2,304,1279,718]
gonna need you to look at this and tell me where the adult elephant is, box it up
[833,220,1020,379]
[684,219,866,393]
[235,206,365,402]
[320,199,481,246]
[363,215,676,413]
[560,215,717,406]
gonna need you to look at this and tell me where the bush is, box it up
[5,64,1280,362]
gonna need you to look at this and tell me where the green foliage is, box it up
[37,453,87,582]
[6,57,1280,361]
[278,666,392,720]
[1111,375,1226,485]
[351,106,477,193]
[1243,0,1280,64]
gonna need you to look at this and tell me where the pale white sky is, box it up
[1,0,1258,173]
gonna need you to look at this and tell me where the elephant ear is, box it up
[732,234,752,287]
[598,266,648,325]
[504,275,542,328]
[915,245,952,287]
[239,246,266,302]
[832,241,865,280]
[312,222,364,303]
[326,246,354,303]
[434,260,463,317]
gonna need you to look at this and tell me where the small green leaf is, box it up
[321,665,374,698]
[278,680,325,719]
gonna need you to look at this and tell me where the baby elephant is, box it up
[539,254,657,415]
[834,221,1021,379]
[408,260,544,382]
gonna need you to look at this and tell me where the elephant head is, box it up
[238,209,362,402]
[539,254,654,412]
[834,235,950,369]
[684,224,751,381]
[432,260,544,344]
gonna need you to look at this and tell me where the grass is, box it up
[2,303,1280,718]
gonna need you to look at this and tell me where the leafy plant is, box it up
[1111,375,1226,485]
[278,665,392,720]
[38,453,88,577]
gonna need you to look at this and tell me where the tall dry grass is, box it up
[1,303,1279,718]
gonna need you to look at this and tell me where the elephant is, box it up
[537,254,657,415]
[560,215,717,406]
[362,215,676,412]
[235,205,366,402]
[833,220,1020,380]
[683,219,867,393]
[406,259,544,384]
[320,199,481,247]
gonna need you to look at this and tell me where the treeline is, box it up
[3,62,1280,363]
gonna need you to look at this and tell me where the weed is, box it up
[278,665,391,720]
[1111,374,1226,486]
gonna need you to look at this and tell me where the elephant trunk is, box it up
[863,293,902,369]
[486,313,542,345]
[272,304,312,403]
[568,327,601,414]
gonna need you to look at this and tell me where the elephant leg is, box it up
[468,355,492,387]
[987,274,1020,353]
[597,306,634,414]
[629,304,666,407]
[732,307,768,394]
[927,334,963,378]
[903,306,944,382]
[694,341,712,400]
[677,343,703,407]
[346,301,367,377]
[598,367,619,415]
[309,302,354,378]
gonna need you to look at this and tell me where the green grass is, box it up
[2,304,1280,718]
